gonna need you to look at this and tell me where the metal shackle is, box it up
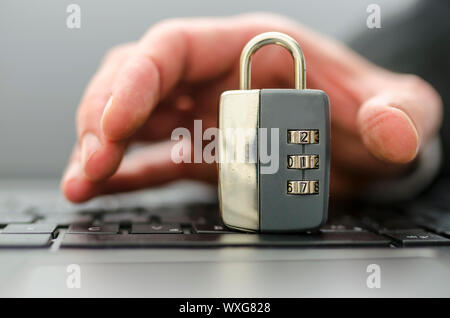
[239,32,306,90]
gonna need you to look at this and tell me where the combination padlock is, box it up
[218,32,330,233]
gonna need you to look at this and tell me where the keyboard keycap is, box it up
[361,217,418,233]
[383,230,450,246]
[162,215,207,225]
[0,214,35,225]
[131,224,182,234]
[320,224,364,232]
[2,223,57,235]
[61,231,391,248]
[193,224,236,234]
[38,214,93,226]
[0,234,52,247]
[67,223,119,234]
[102,212,148,224]
[413,213,450,237]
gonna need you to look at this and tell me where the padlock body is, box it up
[259,89,330,232]
[218,89,330,232]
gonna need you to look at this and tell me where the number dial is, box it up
[287,130,319,144]
[287,155,319,169]
[287,180,319,195]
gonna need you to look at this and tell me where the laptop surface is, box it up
[0,178,449,297]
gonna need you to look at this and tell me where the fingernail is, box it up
[105,95,114,113]
[101,95,114,136]
[81,133,101,168]
[62,161,82,185]
[101,95,114,121]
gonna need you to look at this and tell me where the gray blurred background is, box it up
[0,0,417,179]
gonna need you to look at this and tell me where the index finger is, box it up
[100,13,374,142]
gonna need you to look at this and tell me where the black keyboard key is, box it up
[320,224,364,232]
[0,234,52,247]
[193,224,236,234]
[0,214,35,225]
[102,212,148,224]
[2,223,57,236]
[61,231,391,248]
[38,214,93,226]
[383,230,450,246]
[67,223,119,234]
[131,224,182,234]
[417,221,450,237]
[414,213,450,237]
[360,217,419,233]
[162,215,207,225]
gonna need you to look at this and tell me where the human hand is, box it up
[61,13,442,202]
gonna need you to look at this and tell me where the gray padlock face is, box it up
[259,89,330,232]
[218,32,330,233]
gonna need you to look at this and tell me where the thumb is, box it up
[357,74,442,164]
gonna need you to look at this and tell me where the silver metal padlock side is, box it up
[218,90,260,232]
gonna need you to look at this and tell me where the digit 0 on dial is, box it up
[287,180,319,195]
[287,155,319,169]
[287,129,319,144]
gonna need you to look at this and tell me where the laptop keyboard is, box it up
[0,199,449,249]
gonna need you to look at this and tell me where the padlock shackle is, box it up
[239,32,306,90]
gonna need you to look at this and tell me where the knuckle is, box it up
[399,74,431,94]
[238,12,298,29]
[103,43,134,63]
[140,19,187,58]
[245,12,291,22]
[148,18,186,36]
[398,73,442,107]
